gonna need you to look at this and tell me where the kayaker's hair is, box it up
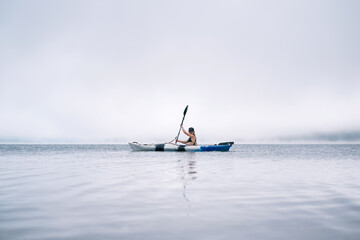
[188,127,195,133]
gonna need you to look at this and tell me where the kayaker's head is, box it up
[188,127,195,134]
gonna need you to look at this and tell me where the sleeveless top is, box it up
[187,135,197,145]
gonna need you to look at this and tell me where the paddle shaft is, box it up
[175,106,188,143]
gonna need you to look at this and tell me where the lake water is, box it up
[0,144,359,240]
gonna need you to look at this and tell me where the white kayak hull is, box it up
[128,142,234,152]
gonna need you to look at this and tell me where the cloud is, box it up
[1,0,359,143]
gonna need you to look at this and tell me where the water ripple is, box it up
[1,144,360,239]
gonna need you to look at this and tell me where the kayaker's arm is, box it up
[181,125,193,137]
[176,140,188,144]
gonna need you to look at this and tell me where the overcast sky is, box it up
[1,0,360,143]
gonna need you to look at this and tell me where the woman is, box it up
[176,125,197,145]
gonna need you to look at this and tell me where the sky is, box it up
[1,0,360,143]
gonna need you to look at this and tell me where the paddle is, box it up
[175,105,188,143]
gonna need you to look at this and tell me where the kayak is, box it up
[128,142,234,152]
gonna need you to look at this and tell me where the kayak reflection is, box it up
[178,155,197,215]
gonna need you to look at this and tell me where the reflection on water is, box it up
[178,155,197,213]
[0,144,360,240]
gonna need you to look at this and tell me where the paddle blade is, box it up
[183,105,188,116]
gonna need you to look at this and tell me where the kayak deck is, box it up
[128,142,234,152]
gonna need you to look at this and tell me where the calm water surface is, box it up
[1,144,359,240]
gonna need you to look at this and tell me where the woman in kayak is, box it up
[176,125,197,145]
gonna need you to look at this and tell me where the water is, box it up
[1,144,359,240]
